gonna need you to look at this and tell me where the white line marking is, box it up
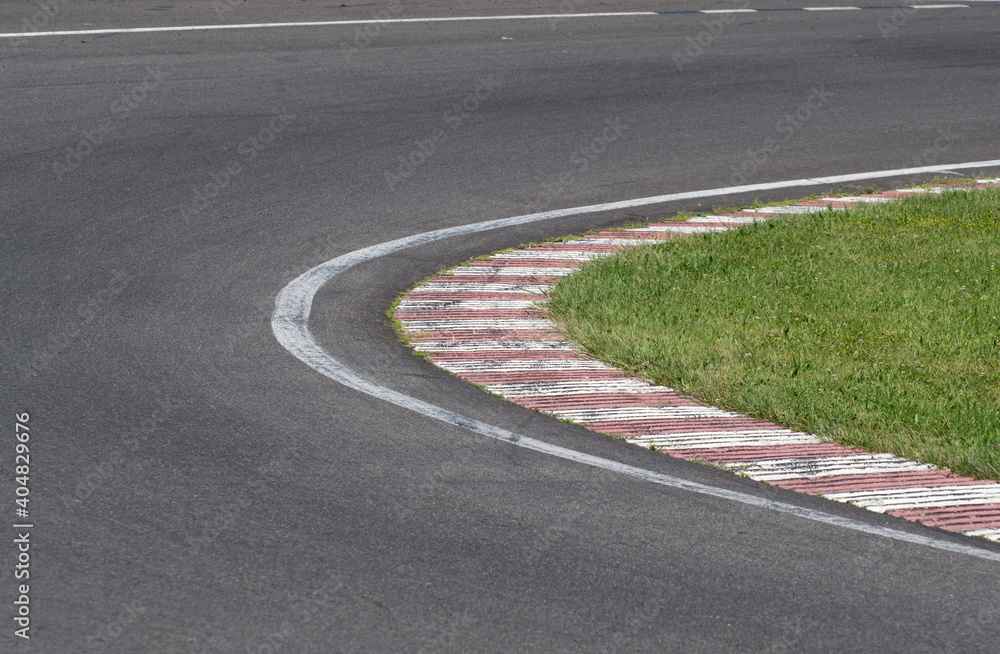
[272,159,1000,563]
[0,12,659,40]
[3,5,987,44]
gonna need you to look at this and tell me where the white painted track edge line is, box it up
[0,12,659,39]
[272,161,1000,563]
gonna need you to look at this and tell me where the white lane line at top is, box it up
[5,5,982,41]
[272,158,1000,564]
[0,12,658,39]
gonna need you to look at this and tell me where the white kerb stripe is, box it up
[491,251,609,260]
[827,485,1000,512]
[629,430,822,449]
[444,266,575,276]
[727,454,936,482]
[748,205,835,214]
[487,380,671,396]
[397,299,539,310]
[412,341,576,352]
[687,215,763,224]
[965,529,1000,541]
[435,360,615,373]
[409,283,550,294]
[634,225,732,233]
[552,405,744,422]
[400,319,554,331]
[573,238,670,246]
[818,196,895,203]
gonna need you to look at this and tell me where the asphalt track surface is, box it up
[4,1,1000,651]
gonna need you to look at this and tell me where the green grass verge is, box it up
[547,187,1000,480]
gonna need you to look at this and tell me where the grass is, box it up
[546,186,1000,481]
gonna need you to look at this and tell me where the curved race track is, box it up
[4,1,1000,651]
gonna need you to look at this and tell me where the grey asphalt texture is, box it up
[3,1,1000,651]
